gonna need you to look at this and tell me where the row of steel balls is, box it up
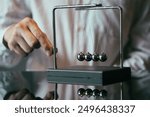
[77,88,107,98]
[77,52,107,62]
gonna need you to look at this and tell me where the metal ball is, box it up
[92,53,99,61]
[85,52,92,61]
[99,89,108,98]
[77,88,85,97]
[99,53,107,62]
[92,89,100,97]
[85,88,93,98]
[77,52,85,61]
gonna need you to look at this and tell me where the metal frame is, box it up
[52,3,123,100]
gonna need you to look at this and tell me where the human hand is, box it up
[3,17,53,56]
[4,89,58,100]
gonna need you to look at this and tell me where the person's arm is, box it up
[0,0,53,100]
[123,0,150,77]
[0,0,32,68]
[0,0,32,47]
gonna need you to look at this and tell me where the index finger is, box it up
[25,18,53,56]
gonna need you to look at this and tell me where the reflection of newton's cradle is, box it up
[47,3,131,100]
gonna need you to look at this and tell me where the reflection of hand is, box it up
[4,88,36,100]
[3,17,53,56]
[124,58,146,71]
[4,89,58,100]
[44,91,58,100]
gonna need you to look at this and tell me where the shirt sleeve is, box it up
[123,0,150,77]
